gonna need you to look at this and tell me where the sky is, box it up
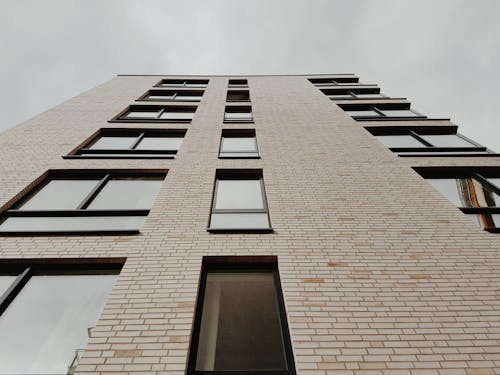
[1,0,499,150]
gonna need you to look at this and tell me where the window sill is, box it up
[0,230,141,236]
[352,117,450,122]
[62,155,176,159]
[108,119,192,123]
[207,228,274,234]
[218,155,260,159]
[223,120,255,124]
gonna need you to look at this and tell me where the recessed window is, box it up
[66,129,186,159]
[187,256,296,375]
[226,90,250,102]
[228,79,248,88]
[309,77,360,86]
[208,170,271,231]
[111,105,196,123]
[155,79,209,88]
[366,127,490,156]
[224,106,253,123]
[219,129,259,158]
[0,259,123,374]
[320,88,386,100]
[0,170,166,234]
[138,89,204,102]
[415,167,500,232]
[340,104,425,120]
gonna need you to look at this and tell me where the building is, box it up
[0,74,500,375]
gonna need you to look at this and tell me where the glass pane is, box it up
[125,110,158,118]
[345,110,380,117]
[375,135,424,148]
[88,180,163,210]
[221,137,257,152]
[491,214,500,228]
[0,216,147,232]
[0,276,16,296]
[159,111,193,120]
[420,134,476,148]
[0,274,116,375]
[175,95,202,101]
[487,178,500,190]
[215,180,264,209]
[210,213,269,229]
[196,272,286,371]
[379,109,419,117]
[19,180,99,210]
[89,137,137,150]
[225,112,252,119]
[147,94,174,100]
[427,179,463,207]
[328,95,354,99]
[135,137,183,150]
[355,93,385,98]
[472,179,500,207]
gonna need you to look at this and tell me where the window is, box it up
[66,129,186,159]
[0,170,166,234]
[226,90,250,102]
[339,104,425,120]
[187,256,296,375]
[0,259,123,375]
[415,167,500,232]
[208,170,271,231]
[320,88,386,100]
[155,79,209,88]
[111,105,196,123]
[138,89,204,102]
[366,127,490,156]
[219,129,259,158]
[228,79,248,88]
[224,106,253,123]
[309,77,360,86]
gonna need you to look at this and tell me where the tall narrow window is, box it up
[0,259,123,375]
[0,170,166,234]
[219,129,259,158]
[110,105,196,123]
[208,170,271,231]
[187,256,296,375]
[224,106,253,123]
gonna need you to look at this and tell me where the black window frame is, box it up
[223,105,254,124]
[320,88,389,100]
[219,129,259,159]
[0,257,124,372]
[339,103,427,120]
[137,89,204,102]
[0,169,167,236]
[64,128,187,159]
[226,90,251,102]
[109,105,197,123]
[308,77,361,86]
[208,169,272,233]
[366,126,492,156]
[228,79,248,88]
[154,79,209,88]
[187,256,296,375]
[414,166,500,232]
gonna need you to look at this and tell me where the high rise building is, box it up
[0,74,499,375]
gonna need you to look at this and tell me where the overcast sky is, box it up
[1,0,499,150]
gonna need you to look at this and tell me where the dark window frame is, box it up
[366,126,492,156]
[226,90,251,102]
[219,129,259,159]
[414,166,500,232]
[109,105,197,123]
[228,79,248,88]
[208,169,273,233]
[187,256,296,375]
[0,169,167,236]
[137,89,204,102]
[223,105,254,124]
[320,88,390,100]
[308,77,360,86]
[64,128,187,159]
[340,103,427,120]
[154,79,209,88]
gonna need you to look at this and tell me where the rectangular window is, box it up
[224,106,253,123]
[415,167,500,232]
[366,127,490,156]
[111,105,196,123]
[320,88,386,100]
[138,89,203,102]
[0,170,166,234]
[309,77,360,86]
[187,256,296,375]
[208,170,271,231]
[228,79,248,88]
[155,79,209,88]
[226,90,250,102]
[219,129,259,158]
[66,129,186,159]
[340,104,425,120]
[0,258,123,375]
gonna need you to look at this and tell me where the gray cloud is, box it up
[1,0,499,150]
